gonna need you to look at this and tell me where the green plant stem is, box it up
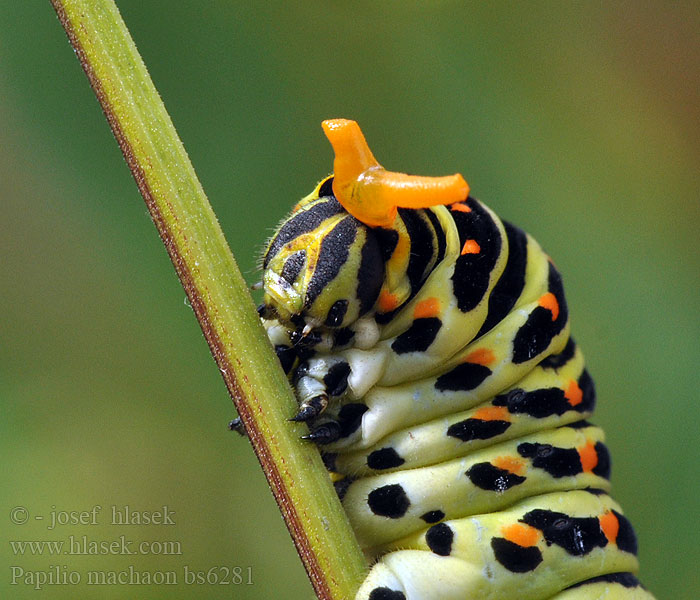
[49,1,367,598]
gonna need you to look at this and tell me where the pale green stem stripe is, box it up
[50,1,367,598]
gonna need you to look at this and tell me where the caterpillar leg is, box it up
[228,417,246,436]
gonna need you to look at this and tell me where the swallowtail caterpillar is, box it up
[253,119,655,600]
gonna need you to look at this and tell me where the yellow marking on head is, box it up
[321,119,469,228]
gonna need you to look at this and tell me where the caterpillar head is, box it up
[261,119,469,330]
[261,186,384,329]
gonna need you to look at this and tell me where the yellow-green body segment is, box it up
[257,122,655,600]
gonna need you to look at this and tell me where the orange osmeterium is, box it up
[321,119,470,228]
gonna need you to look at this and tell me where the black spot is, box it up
[323,361,351,397]
[367,484,410,518]
[567,572,641,590]
[517,442,583,478]
[333,327,355,348]
[317,177,335,198]
[512,263,568,364]
[583,487,607,496]
[521,509,607,556]
[592,442,611,479]
[356,228,385,315]
[466,463,526,491]
[613,510,638,555]
[424,209,447,265]
[274,345,297,374]
[577,370,596,412]
[280,250,306,284]
[325,299,349,327]
[493,387,569,418]
[426,523,454,556]
[493,371,596,419]
[512,309,559,363]
[435,363,492,392]
[399,208,440,294]
[367,448,405,470]
[420,510,445,523]
[539,337,576,369]
[263,197,343,268]
[374,309,398,325]
[567,420,592,429]
[368,588,406,600]
[491,537,543,572]
[391,318,442,354]
[450,197,502,313]
[374,227,400,263]
[336,403,368,438]
[447,417,511,441]
[306,216,358,308]
[476,222,528,338]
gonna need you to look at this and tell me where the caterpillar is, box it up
[255,119,655,600]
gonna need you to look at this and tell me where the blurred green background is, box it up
[2,2,697,598]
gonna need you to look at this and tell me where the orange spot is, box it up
[464,348,495,366]
[599,511,619,544]
[292,202,301,212]
[564,379,583,406]
[378,290,399,312]
[473,406,509,422]
[492,456,526,476]
[578,442,598,473]
[538,292,559,321]
[414,297,441,319]
[450,202,472,213]
[501,523,539,547]
[461,239,481,255]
